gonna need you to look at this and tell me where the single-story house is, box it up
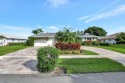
[81,33,99,42]
[0,34,27,46]
[100,33,119,44]
[0,35,8,46]
[30,33,55,46]
[30,32,99,46]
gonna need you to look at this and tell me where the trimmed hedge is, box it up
[9,42,26,46]
[36,46,59,72]
[99,42,110,46]
[58,50,80,54]
[55,43,81,50]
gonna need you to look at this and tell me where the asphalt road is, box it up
[0,72,125,83]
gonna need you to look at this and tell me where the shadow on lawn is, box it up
[23,59,38,71]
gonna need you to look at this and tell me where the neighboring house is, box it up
[30,33,55,46]
[100,33,119,44]
[30,32,99,47]
[0,35,8,46]
[80,33,99,42]
[0,34,27,46]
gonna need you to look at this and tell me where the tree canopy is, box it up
[55,28,82,44]
[0,35,5,38]
[32,28,43,35]
[116,32,125,42]
[84,26,107,37]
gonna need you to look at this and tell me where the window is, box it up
[12,39,14,41]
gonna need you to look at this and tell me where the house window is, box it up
[109,39,111,41]
[12,39,14,41]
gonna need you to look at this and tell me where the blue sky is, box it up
[0,0,125,38]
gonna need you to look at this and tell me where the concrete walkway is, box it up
[82,46,125,66]
[0,72,125,83]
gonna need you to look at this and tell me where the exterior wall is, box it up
[0,38,8,46]
[82,37,97,41]
[34,37,54,47]
[101,39,116,44]
[7,38,27,43]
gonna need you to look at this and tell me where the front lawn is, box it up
[95,45,125,54]
[82,50,98,55]
[0,45,29,56]
[57,58,125,74]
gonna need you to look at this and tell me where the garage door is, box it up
[34,39,48,46]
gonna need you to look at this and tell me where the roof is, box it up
[100,33,120,40]
[30,33,56,38]
[80,33,99,38]
[0,33,27,39]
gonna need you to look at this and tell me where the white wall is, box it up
[7,39,26,43]
[34,37,54,47]
[0,38,8,46]
[101,39,116,44]
[82,37,97,41]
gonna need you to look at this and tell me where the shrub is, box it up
[55,43,81,50]
[116,40,125,44]
[36,46,59,72]
[72,50,80,54]
[82,41,99,46]
[58,50,80,54]
[92,41,99,46]
[26,37,34,46]
[8,42,26,46]
[99,42,110,46]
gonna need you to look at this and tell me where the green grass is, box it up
[0,45,29,56]
[95,44,125,54]
[82,50,98,55]
[57,58,125,74]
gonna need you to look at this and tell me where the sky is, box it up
[0,0,125,38]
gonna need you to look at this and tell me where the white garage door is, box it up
[34,39,48,46]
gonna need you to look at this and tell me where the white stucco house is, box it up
[30,33,55,47]
[30,32,99,47]
[0,34,27,46]
[81,33,99,42]
[100,33,120,44]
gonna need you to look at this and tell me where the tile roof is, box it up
[100,33,120,39]
[30,33,56,38]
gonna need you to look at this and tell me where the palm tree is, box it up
[55,28,82,44]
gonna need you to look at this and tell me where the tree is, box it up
[32,28,43,35]
[116,32,125,43]
[0,35,5,38]
[55,28,82,44]
[84,26,107,37]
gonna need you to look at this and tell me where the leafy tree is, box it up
[32,28,43,35]
[84,26,107,37]
[55,28,82,44]
[0,35,5,38]
[116,32,125,42]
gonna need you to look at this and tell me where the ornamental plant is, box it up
[36,46,59,72]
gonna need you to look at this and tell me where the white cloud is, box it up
[45,0,70,9]
[79,5,125,23]
[85,5,125,23]
[0,24,30,31]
